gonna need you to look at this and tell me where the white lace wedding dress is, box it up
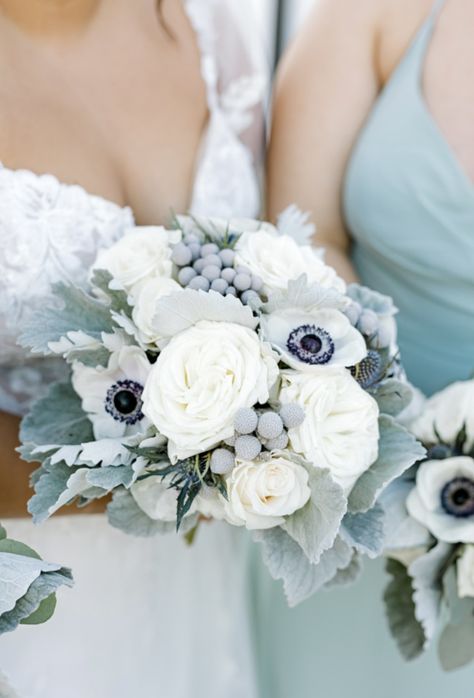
[0,2,266,696]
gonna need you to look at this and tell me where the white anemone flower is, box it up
[72,345,152,439]
[261,307,367,371]
[407,456,474,543]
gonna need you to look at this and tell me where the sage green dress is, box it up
[252,1,474,694]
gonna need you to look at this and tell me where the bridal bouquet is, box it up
[18,208,423,605]
[383,380,474,669]
[0,523,72,634]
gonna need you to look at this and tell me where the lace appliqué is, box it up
[184,0,266,218]
[0,168,134,415]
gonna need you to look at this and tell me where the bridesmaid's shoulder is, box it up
[295,0,435,50]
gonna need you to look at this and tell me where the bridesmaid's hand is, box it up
[0,411,107,518]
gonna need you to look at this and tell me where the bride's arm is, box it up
[267,0,382,283]
[0,411,105,518]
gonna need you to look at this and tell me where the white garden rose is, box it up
[411,380,474,451]
[407,456,474,543]
[92,226,181,297]
[457,545,474,598]
[142,321,279,461]
[132,276,182,345]
[72,344,151,439]
[234,229,346,294]
[279,368,379,493]
[225,452,311,530]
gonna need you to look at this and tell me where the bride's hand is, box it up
[0,410,107,518]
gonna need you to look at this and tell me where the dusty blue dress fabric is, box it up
[252,1,474,695]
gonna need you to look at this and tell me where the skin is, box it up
[268,0,474,281]
[0,0,209,517]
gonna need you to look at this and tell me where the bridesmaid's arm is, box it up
[0,411,106,518]
[267,0,382,283]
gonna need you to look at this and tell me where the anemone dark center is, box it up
[105,379,144,425]
[441,477,474,518]
[113,390,138,415]
[300,334,322,354]
[287,325,335,365]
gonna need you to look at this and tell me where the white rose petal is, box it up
[142,320,278,461]
[132,277,182,345]
[225,452,311,530]
[234,230,345,294]
[411,380,474,451]
[92,226,180,297]
[407,457,474,544]
[458,545,474,598]
[279,368,379,493]
[72,344,151,439]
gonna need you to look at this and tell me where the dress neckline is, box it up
[377,0,474,196]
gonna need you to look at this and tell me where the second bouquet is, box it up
[18,209,424,605]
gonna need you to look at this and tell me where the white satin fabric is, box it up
[0,2,266,695]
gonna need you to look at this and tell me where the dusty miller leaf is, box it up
[152,289,258,346]
[283,467,346,564]
[254,528,352,607]
[90,269,133,317]
[20,381,93,449]
[384,558,426,661]
[348,415,426,513]
[28,461,80,524]
[408,542,453,647]
[371,379,414,417]
[324,552,363,588]
[263,274,345,314]
[341,504,385,559]
[18,281,114,354]
[107,490,175,537]
[347,284,398,316]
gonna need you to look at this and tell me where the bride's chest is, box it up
[0,42,208,225]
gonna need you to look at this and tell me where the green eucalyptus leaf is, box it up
[0,525,6,541]
[384,558,426,661]
[438,622,474,671]
[0,539,40,560]
[443,564,474,626]
[21,593,57,626]
[348,415,426,513]
[0,566,73,634]
[283,467,346,564]
[18,281,114,354]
